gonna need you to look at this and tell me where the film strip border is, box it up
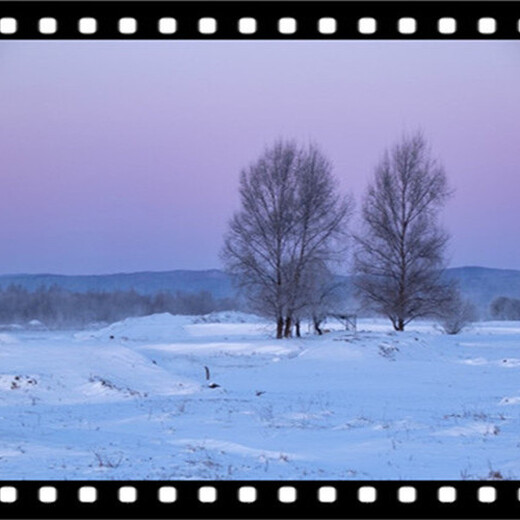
[0,481,519,518]
[1,1,520,518]
[0,1,519,39]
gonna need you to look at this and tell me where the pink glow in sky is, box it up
[0,41,519,274]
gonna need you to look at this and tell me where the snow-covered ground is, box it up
[1,312,519,480]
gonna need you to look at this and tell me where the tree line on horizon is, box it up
[0,285,236,328]
[222,131,477,338]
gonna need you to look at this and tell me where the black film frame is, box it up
[0,1,519,518]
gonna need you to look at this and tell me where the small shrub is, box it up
[438,290,477,335]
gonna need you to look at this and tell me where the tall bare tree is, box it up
[281,145,352,337]
[354,132,452,331]
[222,141,298,338]
[222,140,352,338]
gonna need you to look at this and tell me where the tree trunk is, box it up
[276,316,284,339]
[313,316,323,335]
[295,320,301,338]
[396,318,405,331]
[283,316,292,338]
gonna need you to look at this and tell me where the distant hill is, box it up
[0,266,519,317]
[443,266,520,316]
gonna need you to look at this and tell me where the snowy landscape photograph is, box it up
[0,40,520,480]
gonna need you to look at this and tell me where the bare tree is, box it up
[222,140,352,338]
[222,141,298,338]
[281,145,352,337]
[354,131,452,331]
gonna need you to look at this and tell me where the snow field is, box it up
[0,312,519,480]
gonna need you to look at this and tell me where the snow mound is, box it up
[68,344,200,403]
[77,313,193,343]
[28,319,46,329]
[0,334,18,345]
[499,396,520,406]
[81,375,146,399]
[460,357,488,366]
[300,330,434,363]
[193,311,265,324]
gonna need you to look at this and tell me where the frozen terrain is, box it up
[1,312,519,480]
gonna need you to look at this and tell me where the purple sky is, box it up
[0,41,519,275]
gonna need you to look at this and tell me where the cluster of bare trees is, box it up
[0,285,236,329]
[222,141,352,338]
[223,132,472,337]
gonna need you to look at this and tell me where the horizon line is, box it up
[0,264,519,278]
